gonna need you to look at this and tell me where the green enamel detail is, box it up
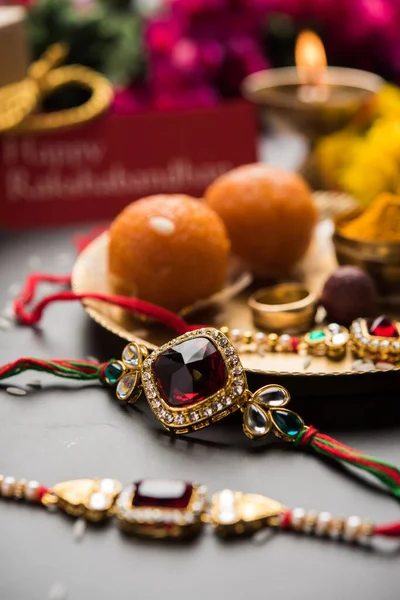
[271,409,303,437]
[309,330,326,342]
[104,361,124,384]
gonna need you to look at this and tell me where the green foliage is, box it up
[27,0,145,85]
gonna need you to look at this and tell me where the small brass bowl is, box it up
[333,212,400,300]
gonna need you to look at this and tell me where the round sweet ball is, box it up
[108,194,230,312]
[205,163,317,276]
[321,266,378,324]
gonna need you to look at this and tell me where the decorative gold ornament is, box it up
[107,327,305,442]
[0,472,380,544]
[209,489,285,536]
[0,43,113,134]
[351,317,400,362]
[41,478,122,521]
[115,480,207,539]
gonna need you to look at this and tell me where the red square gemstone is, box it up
[368,316,399,338]
[132,479,193,509]
[152,336,228,407]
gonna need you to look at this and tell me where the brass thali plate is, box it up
[72,191,400,381]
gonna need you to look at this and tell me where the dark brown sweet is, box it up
[321,266,378,324]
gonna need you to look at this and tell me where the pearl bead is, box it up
[291,507,306,530]
[344,515,362,541]
[254,332,266,344]
[2,476,16,497]
[230,329,241,342]
[315,511,332,535]
[25,480,40,501]
[278,334,292,351]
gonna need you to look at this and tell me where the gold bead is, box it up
[220,326,230,336]
[267,333,278,350]
[243,330,253,345]
[359,520,374,537]
[14,479,28,499]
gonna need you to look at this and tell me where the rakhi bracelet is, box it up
[2,326,400,500]
[3,272,400,500]
[0,474,399,544]
[12,273,400,367]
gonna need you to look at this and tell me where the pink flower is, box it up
[112,86,149,115]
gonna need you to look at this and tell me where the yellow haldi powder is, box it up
[341,193,400,242]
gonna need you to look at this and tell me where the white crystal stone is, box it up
[175,413,185,425]
[222,395,232,406]
[256,385,288,408]
[380,340,390,348]
[327,323,340,333]
[116,374,136,400]
[142,372,151,381]
[88,492,108,511]
[218,336,229,346]
[224,346,234,356]
[232,386,244,397]
[254,332,266,343]
[202,406,212,417]
[245,404,269,436]
[190,411,200,422]
[122,344,139,367]
[100,478,116,494]
[165,412,174,423]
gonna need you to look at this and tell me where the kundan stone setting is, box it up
[152,336,228,407]
[138,328,247,433]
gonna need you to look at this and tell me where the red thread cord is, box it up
[0,357,104,382]
[280,510,292,529]
[13,273,199,335]
[374,522,400,537]
[295,427,400,498]
[37,485,49,501]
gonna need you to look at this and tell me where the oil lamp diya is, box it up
[242,30,384,140]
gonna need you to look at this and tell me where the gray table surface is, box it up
[1,209,400,598]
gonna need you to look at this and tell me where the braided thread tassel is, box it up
[0,358,105,382]
[294,426,400,498]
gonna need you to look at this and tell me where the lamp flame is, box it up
[295,30,327,86]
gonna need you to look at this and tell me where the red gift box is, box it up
[0,100,258,228]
